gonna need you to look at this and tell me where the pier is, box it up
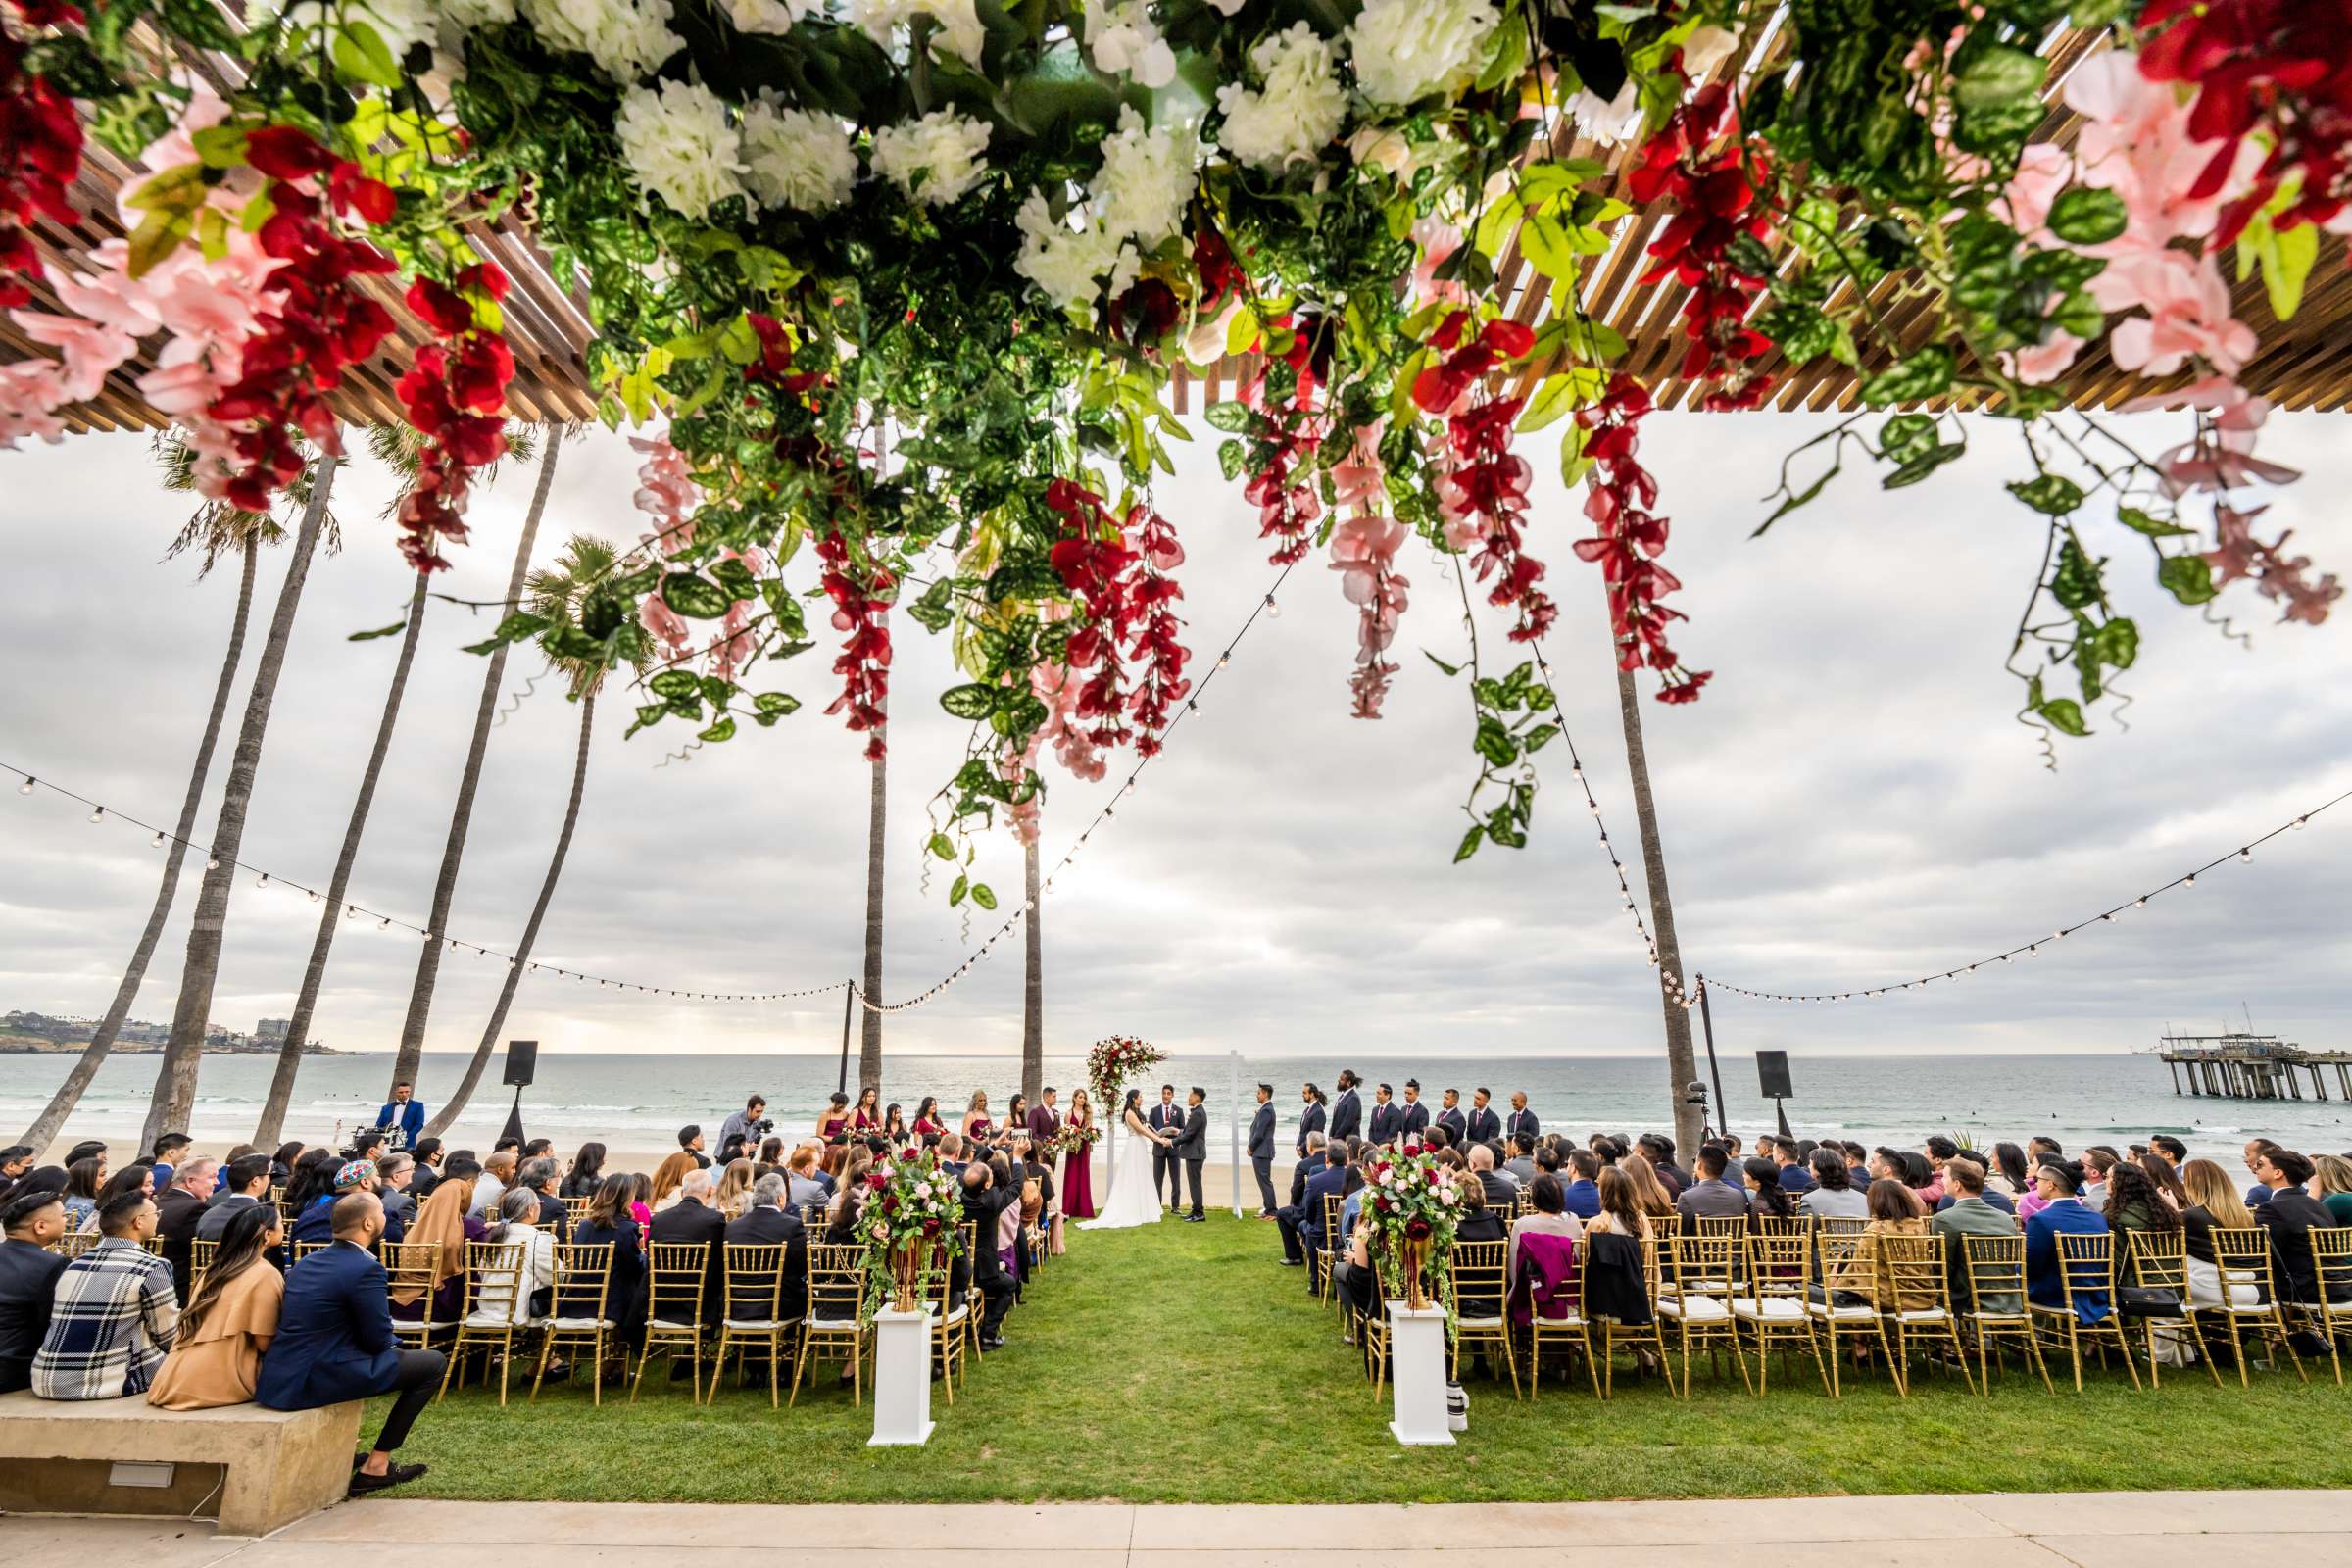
[2158,1032,2352,1102]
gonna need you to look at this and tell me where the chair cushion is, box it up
[806,1313,860,1328]
[462,1311,525,1330]
[1804,1300,1876,1321]
[1454,1315,1506,1330]
[1732,1297,1805,1321]
[549,1316,612,1330]
[1662,1278,1735,1296]
[1658,1296,1731,1322]
[723,1317,785,1330]
[936,1304,968,1327]
[649,1316,699,1331]
[1892,1308,1951,1324]
[1530,1313,1586,1329]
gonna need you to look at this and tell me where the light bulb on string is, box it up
[88,806,104,823]
[207,858,219,871]
[1263,594,1280,617]
[307,889,320,902]
[2237,847,2251,862]
[1215,653,1230,669]
[2183,874,2196,888]
[2134,897,2146,907]
[256,873,270,888]
[151,830,166,848]
[15,777,31,795]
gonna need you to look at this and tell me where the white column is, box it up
[1386,1303,1454,1446]
[1229,1050,1244,1217]
[867,1307,935,1446]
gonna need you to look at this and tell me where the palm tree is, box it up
[1020,834,1042,1102]
[1613,665,1704,1155]
[141,452,343,1149]
[13,443,318,1152]
[858,744,885,1100]
[252,426,541,1146]
[422,533,641,1139]
[389,434,563,1100]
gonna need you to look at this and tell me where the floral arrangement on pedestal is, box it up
[2,0,2340,885]
[1360,1142,1463,1318]
[1086,1033,1165,1112]
[859,1143,965,1319]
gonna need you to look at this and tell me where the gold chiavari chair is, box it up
[1519,1239,1598,1399]
[1658,1233,1746,1396]
[442,1240,532,1404]
[291,1239,328,1264]
[711,1242,791,1406]
[634,1242,713,1402]
[956,1221,981,1360]
[188,1238,218,1298]
[2295,1228,2352,1387]
[1877,1232,1973,1396]
[1808,1231,1898,1397]
[48,1232,97,1260]
[1316,1192,1344,1307]
[1735,1231,1825,1395]
[381,1241,453,1353]
[1751,1214,1812,1240]
[2197,1227,2303,1387]
[1591,1234,1674,1399]
[532,1242,616,1404]
[925,1241,968,1402]
[790,1241,869,1407]
[1818,1216,1870,1238]
[2123,1230,2215,1389]
[1958,1234,2053,1394]
[1448,1239,1516,1398]
[140,1235,166,1257]
[2030,1232,2141,1393]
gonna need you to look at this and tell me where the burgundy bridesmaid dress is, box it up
[1062,1113,1098,1219]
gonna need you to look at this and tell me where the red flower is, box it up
[243,124,337,181]
[1571,373,1710,703]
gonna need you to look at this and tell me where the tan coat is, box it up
[147,1265,282,1410]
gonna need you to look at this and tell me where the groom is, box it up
[1175,1087,1208,1222]
[1148,1084,1185,1212]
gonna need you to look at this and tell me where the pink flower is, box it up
[2065,51,2257,254]
[2006,328,2084,386]
[2097,249,2255,377]
[2000,143,2071,238]
[1409,219,1466,307]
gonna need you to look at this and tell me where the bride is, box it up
[1080,1089,1167,1230]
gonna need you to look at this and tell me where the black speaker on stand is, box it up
[1755,1050,1795,1140]
[499,1040,538,1148]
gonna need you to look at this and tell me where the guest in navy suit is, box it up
[257,1193,444,1495]
[1396,1081,1431,1143]
[1277,1148,1348,1270]
[1464,1089,1501,1148]
[1327,1073,1363,1145]
[1295,1085,1327,1158]
[2024,1158,2111,1323]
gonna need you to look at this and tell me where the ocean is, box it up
[6,1049,2349,1165]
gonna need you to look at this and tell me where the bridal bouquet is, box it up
[1087,1035,1165,1111]
[858,1145,965,1319]
[1361,1146,1464,1317]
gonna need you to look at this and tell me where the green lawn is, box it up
[376,1212,2352,1504]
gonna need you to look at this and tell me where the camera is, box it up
[750,1116,774,1139]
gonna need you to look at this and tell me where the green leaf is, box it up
[662,573,734,619]
[1454,824,1484,863]
[1217,438,1245,481]
[1518,210,1584,281]
[750,691,800,726]
[1955,46,2045,110]
[2050,538,2104,609]
[928,832,956,861]
[329,19,403,88]
[2157,553,2217,606]
[1423,651,1462,677]
[969,883,998,910]
[460,611,547,656]
[1474,716,1518,769]
[347,620,409,642]
[2007,474,2086,516]
[649,669,701,699]
[1224,305,1261,357]
[905,576,955,634]
[2265,220,2318,320]
[1884,443,1967,488]
[2046,187,2128,245]
[1878,413,1938,464]
[2086,615,2140,672]
[2037,697,2089,737]
[1522,723,1560,753]
[939,683,999,720]
[2118,506,2192,539]
[949,874,968,906]
[1859,346,1954,407]
[1201,400,1250,434]
[697,715,737,743]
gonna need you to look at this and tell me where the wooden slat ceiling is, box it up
[13,19,2348,436]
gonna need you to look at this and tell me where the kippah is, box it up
[334,1160,374,1190]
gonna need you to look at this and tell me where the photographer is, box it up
[718,1095,771,1159]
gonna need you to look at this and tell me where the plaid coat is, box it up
[30,1238,179,1400]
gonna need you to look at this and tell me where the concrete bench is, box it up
[0,1388,363,1535]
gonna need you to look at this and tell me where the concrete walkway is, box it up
[11,1492,2351,1567]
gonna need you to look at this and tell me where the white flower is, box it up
[718,0,815,32]
[1681,24,1739,81]
[1569,80,1642,145]
[521,0,681,80]
[438,0,515,29]
[741,93,858,211]
[1347,0,1498,108]
[1214,22,1347,170]
[1093,106,1196,246]
[1348,124,1413,180]
[268,0,439,54]
[851,0,985,70]
[614,78,747,220]
[872,110,992,205]
[1084,0,1175,88]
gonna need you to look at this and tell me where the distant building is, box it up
[256,1017,290,1041]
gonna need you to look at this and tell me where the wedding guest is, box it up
[1986,1142,2033,1197]
[1248,1083,1278,1218]
[2179,1158,2261,1309]
[561,1142,608,1200]
[379,1153,419,1238]
[517,1157,564,1238]
[61,1155,105,1232]
[2252,1148,2343,1310]
[1841,1142,1872,1191]
[2025,1157,2110,1323]
[2241,1138,2280,1207]
[259,1193,443,1495]
[0,1146,33,1200]
[391,1158,481,1326]
[1503,1135,1540,1187]
[957,1162,1017,1349]
[725,1173,808,1325]
[1504,1091,1540,1145]
[648,1167,726,1328]
[2148,1135,2188,1171]
[1920,1136,1959,1203]
[1465,1088,1501,1147]
[1286,1133,1325,1210]
[32,1191,178,1400]
[469,1150,516,1220]
[1741,1157,1794,1225]
[1508,1172,1583,1285]
[473,1187,557,1324]
[1279,1146,1348,1269]
[1468,1143,1517,1209]
[755,1136,787,1175]
[1772,1138,1816,1195]
[149,1202,283,1409]
[712,1158,756,1221]
[1823,1180,1933,1311]
[678,1124,712,1171]
[407,1139,445,1202]
[268,1142,304,1186]
[649,1152,696,1212]
[1435,1089,1467,1147]
[197,1155,270,1245]
[1296,1083,1327,1157]
[151,1133,191,1192]
[1799,1149,1870,1220]
[1676,1145,1748,1225]
[1328,1071,1363,1144]
[1062,1090,1098,1221]
[1585,1167,1654,1243]
[164,1161,225,1289]
[718,1095,769,1157]
[2082,1146,2120,1209]
[2311,1154,2352,1225]
[1559,1150,1603,1220]
[785,1146,829,1210]
[1932,1158,2022,1314]
[2135,1152,2189,1211]
[291,1161,388,1247]
[0,1188,70,1393]
[83,1162,157,1235]
[568,1173,648,1350]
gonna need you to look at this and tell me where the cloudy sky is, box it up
[2,409,2345,1065]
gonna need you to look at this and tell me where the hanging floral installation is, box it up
[0,0,2341,883]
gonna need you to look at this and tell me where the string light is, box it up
[88,806,104,823]
[15,777,31,795]
[151,830,166,848]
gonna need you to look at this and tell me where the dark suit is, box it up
[0,1237,68,1394]
[1478,1171,1519,1210]
[259,1240,444,1456]
[1175,1102,1208,1218]
[1465,1105,1501,1146]
[156,1187,205,1300]
[1397,1101,1430,1141]
[1026,1102,1060,1146]
[649,1197,728,1328]
[961,1184,1017,1340]
[724,1203,808,1323]
[195,1191,263,1244]
[2025,1197,2112,1322]
[1328,1089,1362,1145]
[534,1189,568,1241]
[1295,1100,1326,1157]
[1367,1100,1400,1144]
[1280,1165,1348,1268]
[1504,1107,1540,1144]
[1147,1101,1184,1208]
[1435,1107,1467,1146]
[1287,1154,1317,1209]
[1248,1102,1278,1215]
[2256,1186,2345,1305]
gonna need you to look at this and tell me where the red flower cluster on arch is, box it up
[1575,375,1710,703]
[396,263,514,572]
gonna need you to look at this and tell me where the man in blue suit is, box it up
[258,1193,446,1496]
[1396,1080,1431,1143]
[1247,1084,1279,1218]
[1294,1084,1326,1157]
[1367,1083,1401,1145]
[2023,1157,2110,1323]
[1276,1147,1348,1272]
[1434,1089,1468,1148]
[1327,1072,1363,1145]
[373,1082,425,1152]
[1464,1088,1502,1148]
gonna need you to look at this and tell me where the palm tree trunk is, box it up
[251,570,430,1146]
[390,436,559,1098]
[16,547,261,1154]
[421,689,595,1140]
[857,746,885,1098]
[1020,834,1042,1102]
[1613,665,1704,1155]
[142,456,339,1150]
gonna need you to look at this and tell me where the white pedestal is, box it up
[1386,1302,1454,1446]
[867,1307,935,1446]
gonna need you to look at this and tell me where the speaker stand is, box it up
[1772,1096,1792,1140]
[499,1085,526,1148]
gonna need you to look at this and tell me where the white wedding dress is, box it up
[1081,1110,1165,1230]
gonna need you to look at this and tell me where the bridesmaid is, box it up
[816,1092,852,1175]
[849,1085,882,1141]
[961,1090,993,1147]
[882,1102,907,1143]
[911,1097,946,1140]
[1004,1094,1029,1152]
[1061,1088,1098,1223]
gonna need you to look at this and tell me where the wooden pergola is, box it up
[11,21,2349,436]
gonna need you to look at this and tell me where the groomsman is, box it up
[1465,1088,1501,1147]
[1328,1072,1363,1144]
[1397,1081,1431,1142]
[1435,1089,1468,1147]
[1148,1085,1186,1210]
[1248,1084,1278,1218]
[1295,1084,1326,1157]
[1504,1091,1540,1145]
[1367,1083,1401,1144]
